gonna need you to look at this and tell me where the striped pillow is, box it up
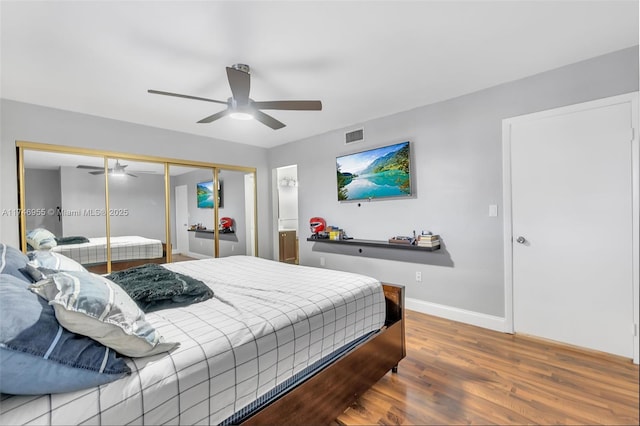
[0,243,30,282]
[26,228,57,249]
[30,271,179,357]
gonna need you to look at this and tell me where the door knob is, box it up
[516,236,526,244]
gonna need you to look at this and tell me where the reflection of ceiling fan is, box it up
[77,160,140,177]
[148,63,322,130]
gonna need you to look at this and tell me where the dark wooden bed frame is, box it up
[242,283,406,425]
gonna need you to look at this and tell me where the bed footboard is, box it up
[242,283,405,425]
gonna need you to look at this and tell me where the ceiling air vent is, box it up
[345,128,364,144]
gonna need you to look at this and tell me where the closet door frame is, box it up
[16,140,258,272]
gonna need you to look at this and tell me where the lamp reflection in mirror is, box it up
[279,177,297,187]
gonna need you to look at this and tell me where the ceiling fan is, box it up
[148,63,322,130]
[77,160,139,177]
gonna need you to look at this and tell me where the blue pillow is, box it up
[0,243,30,283]
[0,274,131,395]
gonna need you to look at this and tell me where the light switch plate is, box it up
[489,204,498,217]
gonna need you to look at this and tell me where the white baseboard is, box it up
[406,297,510,333]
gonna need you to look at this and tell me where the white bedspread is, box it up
[0,256,385,425]
[51,236,163,265]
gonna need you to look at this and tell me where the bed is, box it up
[51,236,165,273]
[0,255,405,425]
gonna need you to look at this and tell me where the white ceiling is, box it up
[1,1,638,149]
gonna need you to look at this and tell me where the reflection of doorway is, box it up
[276,165,298,263]
[175,185,189,255]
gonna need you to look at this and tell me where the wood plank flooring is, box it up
[336,310,639,425]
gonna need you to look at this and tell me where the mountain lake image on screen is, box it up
[197,181,214,208]
[336,141,412,201]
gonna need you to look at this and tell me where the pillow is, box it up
[0,274,130,395]
[26,228,57,249]
[28,250,87,272]
[0,243,30,282]
[30,271,179,357]
[19,263,59,283]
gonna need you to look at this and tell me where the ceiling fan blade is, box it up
[148,89,227,105]
[89,170,106,175]
[226,67,250,105]
[253,110,286,130]
[126,173,138,178]
[77,165,103,170]
[252,100,322,111]
[197,109,230,124]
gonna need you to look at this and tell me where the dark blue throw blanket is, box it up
[106,264,213,312]
[55,236,90,245]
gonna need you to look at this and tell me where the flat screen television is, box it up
[196,180,223,208]
[336,141,412,201]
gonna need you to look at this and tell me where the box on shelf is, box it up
[417,234,440,247]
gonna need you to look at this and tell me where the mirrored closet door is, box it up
[107,158,168,272]
[22,149,108,271]
[168,164,216,260]
[17,141,258,272]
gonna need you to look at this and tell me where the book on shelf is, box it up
[417,235,440,247]
[417,241,440,247]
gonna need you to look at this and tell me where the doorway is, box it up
[276,165,299,263]
[503,92,639,363]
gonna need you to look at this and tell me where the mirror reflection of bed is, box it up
[23,152,166,272]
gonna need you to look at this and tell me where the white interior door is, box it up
[175,185,189,255]
[505,94,638,360]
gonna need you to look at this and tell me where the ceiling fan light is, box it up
[229,111,254,120]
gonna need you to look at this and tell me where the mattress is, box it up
[0,256,385,425]
[51,236,163,265]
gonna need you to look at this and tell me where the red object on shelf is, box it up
[220,217,233,229]
[310,217,326,234]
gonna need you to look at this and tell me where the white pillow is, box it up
[28,250,86,272]
[30,271,179,357]
[26,228,57,249]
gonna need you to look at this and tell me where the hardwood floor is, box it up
[336,310,639,425]
[170,253,197,262]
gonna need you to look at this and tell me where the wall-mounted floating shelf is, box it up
[306,238,439,251]
[188,229,235,234]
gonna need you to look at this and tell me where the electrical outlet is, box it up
[415,271,422,282]
[320,257,325,267]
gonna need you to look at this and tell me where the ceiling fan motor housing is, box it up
[232,63,250,74]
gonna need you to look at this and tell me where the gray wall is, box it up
[59,166,107,238]
[24,168,63,236]
[268,46,639,318]
[0,102,271,258]
[107,169,166,241]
